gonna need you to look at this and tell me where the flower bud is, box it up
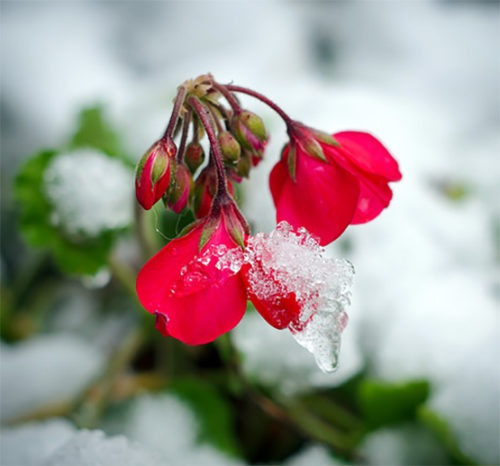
[135,138,177,210]
[292,124,327,162]
[232,111,267,154]
[164,163,193,213]
[193,168,235,219]
[193,169,216,219]
[233,150,252,179]
[218,131,241,164]
[184,142,205,174]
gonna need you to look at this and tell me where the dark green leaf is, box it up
[15,149,116,275]
[69,106,123,158]
[169,377,241,457]
[358,379,430,429]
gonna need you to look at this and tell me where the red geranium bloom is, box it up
[136,200,247,345]
[270,127,402,245]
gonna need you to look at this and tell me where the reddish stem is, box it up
[187,96,230,202]
[163,86,187,139]
[224,84,294,126]
[176,112,191,163]
[212,82,242,115]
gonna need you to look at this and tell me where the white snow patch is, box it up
[0,419,76,466]
[429,323,500,465]
[121,393,242,466]
[0,334,104,422]
[284,444,345,466]
[360,423,448,466]
[42,430,163,466]
[243,222,354,373]
[232,311,362,395]
[43,148,133,238]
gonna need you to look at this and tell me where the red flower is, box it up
[135,138,177,210]
[270,127,402,245]
[136,200,247,345]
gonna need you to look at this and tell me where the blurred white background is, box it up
[1,1,499,464]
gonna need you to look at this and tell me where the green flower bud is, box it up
[218,131,241,164]
[184,142,205,174]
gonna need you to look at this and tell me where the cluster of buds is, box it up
[135,74,268,218]
[135,74,402,350]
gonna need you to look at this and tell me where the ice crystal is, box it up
[243,222,354,372]
[202,222,353,372]
[43,149,133,238]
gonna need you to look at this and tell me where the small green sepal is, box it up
[287,143,297,182]
[199,217,220,251]
[312,130,340,147]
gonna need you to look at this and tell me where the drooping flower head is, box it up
[270,125,402,245]
[136,197,248,345]
[241,222,354,372]
[133,74,401,370]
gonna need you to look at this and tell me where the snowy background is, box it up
[1,1,499,465]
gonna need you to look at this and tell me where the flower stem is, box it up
[107,255,137,298]
[211,81,242,114]
[134,202,158,259]
[224,84,294,126]
[163,86,187,139]
[188,96,229,202]
[176,111,191,163]
[73,325,145,429]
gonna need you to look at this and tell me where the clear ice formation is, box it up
[213,221,355,373]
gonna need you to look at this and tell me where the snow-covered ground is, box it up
[1,0,498,464]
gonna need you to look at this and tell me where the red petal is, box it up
[242,263,301,329]
[328,132,400,225]
[333,131,402,181]
[270,149,360,246]
[136,227,199,313]
[351,173,394,224]
[136,221,246,345]
[269,161,287,208]
[163,273,247,345]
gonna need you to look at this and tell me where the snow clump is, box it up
[43,148,133,238]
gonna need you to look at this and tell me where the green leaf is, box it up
[358,379,430,429]
[69,105,123,158]
[169,377,241,457]
[14,149,115,276]
[418,406,477,465]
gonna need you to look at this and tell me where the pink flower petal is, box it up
[270,149,360,246]
[333,131,402,181]
[350,172,394,224]
[325,131,401,224]
[136,220,247,345]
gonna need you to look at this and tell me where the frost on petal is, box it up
[43,149,134,238]
[137,222,247,345]
[242,222,354,372]
[169,244,245,297]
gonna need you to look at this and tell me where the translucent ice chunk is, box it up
[43,149,134,238]
[243,222,354,373]
[291,310,346,372]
